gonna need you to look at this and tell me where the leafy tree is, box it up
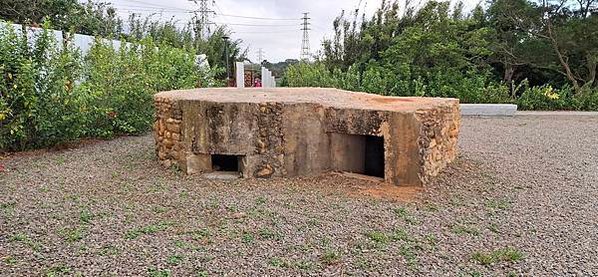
[196,26,248,80]
[487,0,598,93]
[0,0,122,37]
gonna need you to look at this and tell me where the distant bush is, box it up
[516,82,598,111]
[284,62,598,111]
[0,23,216,151]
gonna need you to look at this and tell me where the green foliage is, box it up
[285,0,598,111]
[0,21,86,149]
[517,82,598,110]
[0,23,216,151]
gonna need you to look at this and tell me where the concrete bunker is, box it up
[154,88,461,187]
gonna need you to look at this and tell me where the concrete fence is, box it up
[235,62,276,88]
[460,104,518,116]
[0,22,209,68]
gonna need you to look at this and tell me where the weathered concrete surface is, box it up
[460,104,518,116]
[154,88,460,186]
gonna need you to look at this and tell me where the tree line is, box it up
[285,0,597,110]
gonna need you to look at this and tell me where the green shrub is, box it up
[0,22,215,151]
[284,62,598,111]
[517,84,570,110]
[284,61,513,104]
[81,39,155,137]
[0,22,86,149]
[569,86,598,111]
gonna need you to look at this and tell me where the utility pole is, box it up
[189,0,214,40]
[300,12,311,61]
[223,35,231,86]
[257,48,265,64]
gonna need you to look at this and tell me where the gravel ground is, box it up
[1,115,597,276]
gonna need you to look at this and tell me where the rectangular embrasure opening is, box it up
[211,155,242,172]
[330,134,385,179]
[364,136,385,178]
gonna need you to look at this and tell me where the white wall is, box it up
[0,22,209,69]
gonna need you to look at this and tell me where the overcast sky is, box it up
[107,0,480,62]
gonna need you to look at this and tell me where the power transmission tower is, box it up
[257,48,265,63]
[300,12,311,61]
[189,0,214,40]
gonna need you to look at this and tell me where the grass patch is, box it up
[10,233,42,251]
[424,234,438,247]
[98,245,119,256]
[0,202,16,215]
[399,244,420,268]
[391,228,415,242]
[293,260,317,271]
[255,196,267,205]
[423,203,439,212]
[452,224,481,236]
[354,257,373,270]
[79,209,93,224]
[268,257,291,268]
[320,250,342,266]
[46,264,72,277]
[196,270,209,277]
[241,232,255,244]
[393,207,419,225]
[125,221,172,240]
[190,228,210,241]
[10,233,30,242]
[488,223,500,234]
[472,247,525,265]
[394,207,419,225]
[60,227,85,242]
[306,218,321,227]
[55,157,66,165]
[365,230,389,245]
[485,199,512,216]
[153,206,169,214]
[3,256,17,266]
[485,199,511,211]
[167,255,183,265]
[174,240,192,249]
[449,196,465,207]
[148,268,171,277]
[258,228,280,240]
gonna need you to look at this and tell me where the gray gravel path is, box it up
[1,115,597,276]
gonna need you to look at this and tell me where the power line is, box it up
[211,1,231,27]
[120,0,194,11]
[214,13,300,21]
[188,0,214,40]
[300,12,311,61]
[114,7,193,14]
[234,30,298,33]
[210,22,298,27]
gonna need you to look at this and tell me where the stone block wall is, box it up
[154,96,184,169]
[415,104,461,185]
